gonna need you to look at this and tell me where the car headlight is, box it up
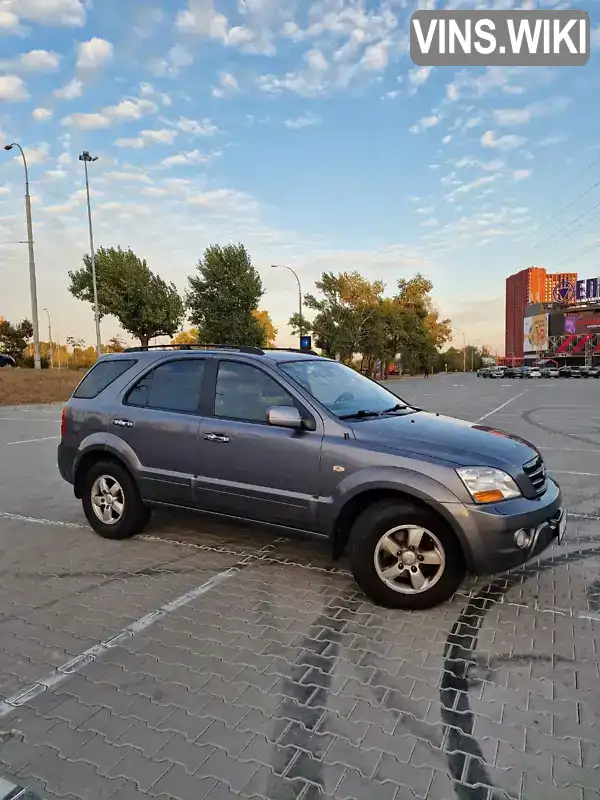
[456,466,521,503]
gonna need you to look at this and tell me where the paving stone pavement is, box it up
[0,380,600,799]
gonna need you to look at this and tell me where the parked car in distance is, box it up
[570,366,582,378]
[477,367,489,378]
[529,367,542,378]
[57,345,567,611]
[558,366,571,378]
[548,367,560,378]
[488,367,505,379]
[580,366,598,378]
[0,354,16,367]
[592,367,600,378]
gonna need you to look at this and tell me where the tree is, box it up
[186,244,265,347]
[291,271,384,362]
[172,328,199,344]
[253,310,277,346]
[0,318,33,362]
[105,335,125,353]
[68,246,185,348]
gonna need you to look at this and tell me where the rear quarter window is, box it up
[73,359,137,399]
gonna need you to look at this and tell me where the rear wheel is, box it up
[348,501,465,609]
[82,460,150,540]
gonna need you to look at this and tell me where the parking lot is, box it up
[0,374,599,800]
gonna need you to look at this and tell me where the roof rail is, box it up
[261,347,319,355]
[124,343,264,354]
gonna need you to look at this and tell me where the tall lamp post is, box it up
[3,143,41,369]
[271,264,303,345]
[455,329,467,372]
[79,151,102,358]
[44,308,54,369]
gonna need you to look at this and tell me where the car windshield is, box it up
[279,359,409,418]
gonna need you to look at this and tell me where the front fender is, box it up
[323,465,467,547]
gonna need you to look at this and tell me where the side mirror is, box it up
[267,405,303,429]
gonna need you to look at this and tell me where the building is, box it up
[505,267,577,362]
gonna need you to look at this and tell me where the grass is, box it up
[0,368,84,406]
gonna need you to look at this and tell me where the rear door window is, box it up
[73,359,137,399]
[126,359,206,414]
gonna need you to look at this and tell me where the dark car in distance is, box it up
[58,346,567,610]
[0,354,16,367]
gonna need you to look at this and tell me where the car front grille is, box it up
[523,455,547,496]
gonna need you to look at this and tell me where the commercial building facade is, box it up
[505,267,600,365]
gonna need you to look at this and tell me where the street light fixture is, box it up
[79,150,102,358]
[3,143,41,369]
[271,264,303,346]
[44,307,54,369]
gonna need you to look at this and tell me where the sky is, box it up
[1,0,600,354]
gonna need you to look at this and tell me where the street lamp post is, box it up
[271,264,303,345]
[455,329,467,372]
[44,308,54,369]
[79,151,102,358]
[3,143,41,369]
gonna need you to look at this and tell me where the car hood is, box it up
[349,410,538,468]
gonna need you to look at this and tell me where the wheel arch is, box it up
[74,448,135,498]
[332,487,469,564]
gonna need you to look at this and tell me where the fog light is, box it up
[514,529,532,548]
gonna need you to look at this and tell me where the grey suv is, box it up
[58,345,566,610]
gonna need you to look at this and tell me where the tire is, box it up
[348,500,465,610]
[81,459,150,540]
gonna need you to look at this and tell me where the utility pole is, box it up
[44,308,54,369]
[271,264,303,345]
[79,151,102,358]
[3,143,41,369]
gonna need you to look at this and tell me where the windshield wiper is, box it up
[338,409,381,420]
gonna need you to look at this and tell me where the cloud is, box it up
[1,0,86,27]
[175,0,228,41]
[14,142,49,165]
[360,41,388,71]
[102,171,153,184]
[284,112,322,130]
[54,78,83,100]
[0,10,20,32]
[0,75,28,101]
[481,130,526,150]
[176,117,218,135]
[32,107,53,122]
[492,97,570,126]
[63,96,159,129]
[513,169,532,181]
[409,115,441,134]
[446,174,500,201]
[76,38,114,69]
[212,71,239,98]
[420,218,438,228]
[186,188,252,210]
[115,129,178,148]
[161,149,219,167]
[20,50,61,71]
[149,44,195,78]
[409,66,432,89]
[537,135,565,146]
[62,112,111,130]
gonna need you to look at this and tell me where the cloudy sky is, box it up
[0,0,599,353]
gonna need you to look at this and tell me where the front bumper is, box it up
[441,478,565,575]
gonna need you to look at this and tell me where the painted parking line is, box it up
[0,776,43,799]
[6,436,60,445]
[0,535,283,719]
[476,389,529,423]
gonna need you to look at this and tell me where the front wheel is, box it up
[348,501,465,609]
[82,460,150,540]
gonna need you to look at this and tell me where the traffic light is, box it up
[300,335,311,351]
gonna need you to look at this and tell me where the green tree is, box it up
[186,244,265,346]
[0,318,33,362]
[68,246,184,348]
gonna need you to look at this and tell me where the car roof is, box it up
[103,345,330,364]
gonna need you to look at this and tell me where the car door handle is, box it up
[204,432,230,443]
[113,419,134,428]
